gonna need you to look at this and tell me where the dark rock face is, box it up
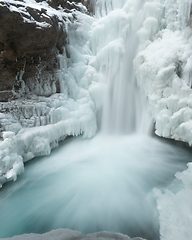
[0,0,91,101]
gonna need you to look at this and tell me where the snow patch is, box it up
[0,228,143,240]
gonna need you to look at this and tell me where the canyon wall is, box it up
[0,0,91,101]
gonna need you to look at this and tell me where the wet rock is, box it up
[0,0,88,101]
[0,91,14,102]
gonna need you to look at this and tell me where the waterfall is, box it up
[1,1,192,240]
[92,0,152,135]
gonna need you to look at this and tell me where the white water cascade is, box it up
[92,0,152,134]
[0,1,192,240]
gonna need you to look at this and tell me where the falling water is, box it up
[97,0,152,134]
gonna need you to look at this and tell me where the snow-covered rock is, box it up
[0,0,87,101]
[0,0,98,187]
[0,229,144,240]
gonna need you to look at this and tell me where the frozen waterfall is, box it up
[56,0,152,138]
[97,0,152,134]
[1,1,192,240]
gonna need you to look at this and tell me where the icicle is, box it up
[178,0,192,29]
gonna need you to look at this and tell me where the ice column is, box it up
[95,0,127,18]
[178,0,192,28]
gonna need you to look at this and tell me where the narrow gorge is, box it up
[1,1,192,240]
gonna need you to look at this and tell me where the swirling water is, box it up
[0,134,191,240]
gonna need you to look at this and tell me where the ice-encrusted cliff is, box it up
[133,1,192,239]
[0,0,98,187]
[0,0,90,101]
[135,0,192,145]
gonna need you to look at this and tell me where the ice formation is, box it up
[135,0,192,145]
[90,0,152,134]
[0,0,151,186]
[154,163,192,240]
